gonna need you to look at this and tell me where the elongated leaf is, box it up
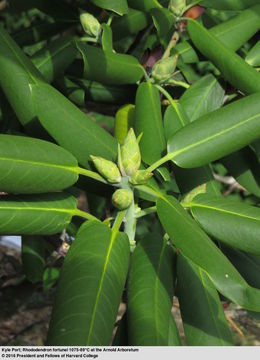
[0,134,79,194]
[128,233,180,345]
[114,104,135,144]
[0,26,45,133]
[32,36,77,83]
[127,0,162,12]
[47,221,130,345]
[222,245,260,289]
[0,193,77,235]
[175,5,260,63]
[168,93,260,168]
[187,19,260,95]
[55,77,85,106]
[90,0,128,15]
[111,8,150,41]
[189,194,260,255]
[156,194,260,311]
[12,22,68,47]
[22,235,45,283]
[151,8,174,48]
[32,83,117,169]
[135,83,166,165]
[177,254,233,346]
[245,40,260,67]
[200,0,259,10]
[101,24,113,53]
[221,147,260,197]
[77,42,143,85]
[179,74,225,122]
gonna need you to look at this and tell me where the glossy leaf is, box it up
[114,104,135,144]
[175,5,260,64]
[177,254,233,346]
[32,36,77,83]
[128,233,180,345]
[0,26,44,133]
[135,82,166,165]
[179,74,225,122]
[22,235,45,283]
[168,93,260,168]
[200,0,260,10]
[151,8,174,48]
[0,193,77,235]
[189,194,260,255]
[101,24,113,53]
[245,40,260,67]
[32,83,118,169]
[187,19,260,95]
[111,8,150,41]
[47,221,130,345]
[90,0,128,15]
[77,42,144,85]
[156,194,260,311]
[0,134,79,194]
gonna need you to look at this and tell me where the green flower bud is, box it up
[169,0,186,16]
[152,54,178,83]
[121,128,141,176]
[112,189,133,210]
[80,12,101,38]
[90,156,121,183]
[129,170,153,185]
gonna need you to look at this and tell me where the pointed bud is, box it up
[169,0,186,16]
[129,170,153,185]
[152,54,178,83]
[121,128,141,176]
[80,12,101,38]
[112,189,133,210]
[90,156,121,183]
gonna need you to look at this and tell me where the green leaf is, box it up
[179,74,225,122]
[221,147,260,197]
[189,194,260,255]
[90,0,128,15]
[111,8,150,41]
[135,83,166,165]
[245,40,260,67]
[32,82,118,169]
[156,194,260,311]
[151,8,174,48]
[222,245,260,289]
[177,254,233,346]
[76,42,144,85]
[47,221,130,345]
[55,77,85,107]
[32,36,77,83]
[0,193,77,235]
[0,26,45,133]
[200,0,260,10]
[101,24,113,53]
[128,233,180,345]
[114,104,135,144]
[0,134,79,194]
[187,19,260,95]
[175,5,260,64]
[127,0,162,12]
[22,235,45,284]
[167,93,260,168]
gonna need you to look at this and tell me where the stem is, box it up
[79,36,99,43]
[135,206,156,218]
[141,66,151,83]
[162,31,179,59]
[167,78,190,88]
[112,210,126,233]
[76,167,108,184]
[146,153,172,173]
[73,209,99,222]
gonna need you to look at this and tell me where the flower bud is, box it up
[129,170,153,185]
[90,156,121,183]
[121,128,141,176]
[152,54,178,83]
[80,12,101,38]
[169,0,186,16]
[112,189,133,210]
